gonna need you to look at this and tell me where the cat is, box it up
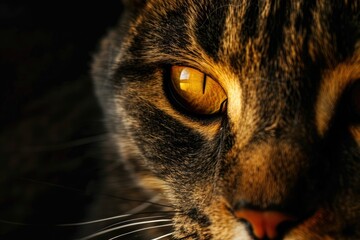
[91,0,360,239]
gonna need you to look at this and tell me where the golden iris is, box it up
[170,66,227,115]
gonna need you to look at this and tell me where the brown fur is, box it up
[92,0,360,239]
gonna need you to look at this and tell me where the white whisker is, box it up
[108,224,173,240]
[57,214,131,226]
[77,219,172,240]
[21,134,109,152]
[151,232,174,240]
[125,194,162,215]
[101,215,168,231]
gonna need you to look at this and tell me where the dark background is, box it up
[0,1,123,239]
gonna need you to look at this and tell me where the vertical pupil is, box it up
[203,76,207,94]
[170,66,227,115]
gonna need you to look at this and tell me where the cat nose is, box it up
[234,209,296,239]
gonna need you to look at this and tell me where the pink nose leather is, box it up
[235,209,296,239]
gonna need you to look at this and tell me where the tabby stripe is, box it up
[241,0,260,42]
[264,0,289,59]
[194,0,231,61]
[220,1,247,60]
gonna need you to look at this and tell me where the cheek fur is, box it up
[126,101,218,178]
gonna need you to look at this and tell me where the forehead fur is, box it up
[129,0,359,68]
[119,0,358,140]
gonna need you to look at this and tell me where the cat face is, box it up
[92,0,360,239]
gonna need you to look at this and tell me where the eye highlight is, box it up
[169,66,227,115]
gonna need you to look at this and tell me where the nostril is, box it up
[235,209,297,239]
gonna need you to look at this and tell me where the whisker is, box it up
[0,211,176,229]
[95,194,166,230]
[0,216,131,228]
[107,224,173,240]
[100,215,169,231]
[18,177,90,195]
[125,194,162,215]
[77,219,172,240]
[56,214,131,227]
[113,198,173,209]
[18,177,175,209]
[151,232,174,240]
[19,134,109,152]
[0,219,38,227]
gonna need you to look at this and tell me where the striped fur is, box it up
[92,0,360,239]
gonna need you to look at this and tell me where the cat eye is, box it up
[169,66,227,115]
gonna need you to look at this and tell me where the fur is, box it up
[92,0,360,239]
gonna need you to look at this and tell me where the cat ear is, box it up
[122,0,147,10]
